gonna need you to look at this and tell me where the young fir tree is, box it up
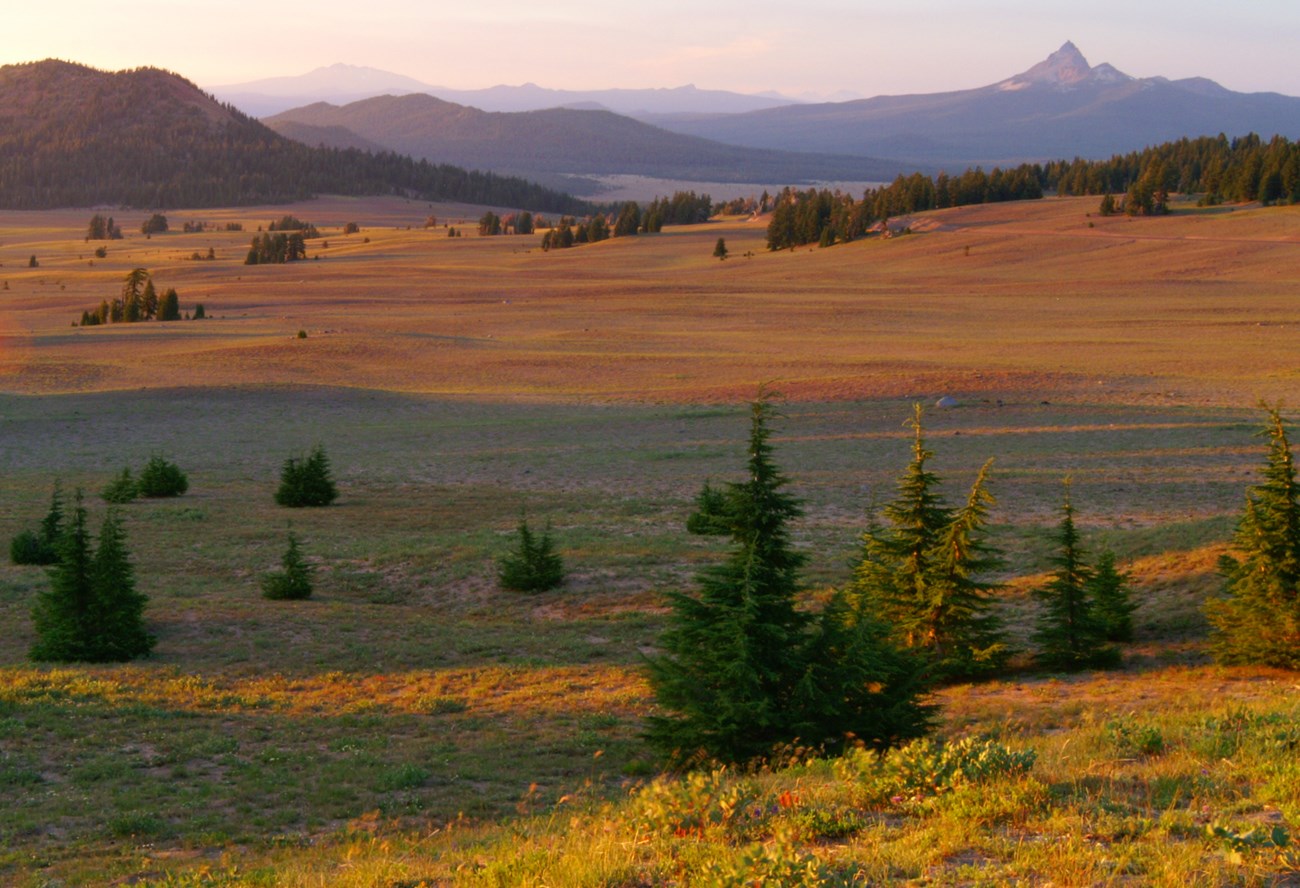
[497,518,565,592]
[1087,549,1138,642]
[101,467,139,504]
[275,446,339,507]
[646,396,931,764]
[1032,482,1119,671]
[136,455,188,497]
[86,509,154,660]
[262,531,314,600]
[1206,407,1300,667]
[11,482,65,565]
[30,494,153,662]
[849,405,1008,680]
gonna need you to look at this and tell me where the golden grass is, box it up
[2,196,1299,405]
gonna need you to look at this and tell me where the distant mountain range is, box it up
[264,95,909,190]
[641,43,1300,167]
[211,64,803,118]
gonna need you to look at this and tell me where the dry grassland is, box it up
[1,195,1298,405]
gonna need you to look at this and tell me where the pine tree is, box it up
[86,509,154,660]
[1032,482,1119,671]
[648,397,932,763]
[849,405,1008,680]
[10,483,65,565]
[497,518,565,592]
[137,455,188,497]
[799,588,934,753]
[1087,550,1138,642]
[1206,407,1300,667]
[275,446,339,507]
[262,531,314,600]
[30,492,96,661]
[29,494,151,662]
[101,467,139,504]
[645,397,812,764]
[158,289,181,321]
[713,237,728,260]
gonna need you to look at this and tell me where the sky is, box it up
[6,0,1300,99]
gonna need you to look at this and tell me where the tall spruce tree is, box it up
[1206,406,1300,667]
[848,405,1008,680]
[1032,482,1118,671]
[646,397,812,764]
[647,396,931,763]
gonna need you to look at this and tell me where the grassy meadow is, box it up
[1,196,1300,884]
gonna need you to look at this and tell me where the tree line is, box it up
[766,132,1300,250]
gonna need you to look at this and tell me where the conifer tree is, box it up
[30,492,95,661]
[646,397,811,763]
[647,396,932,763]
[10,483,65,565]
[262,531,314,600]
[1087,549,1138,642]
[30,495,153,662]
[86,509,154,660]
[1032,482,1119,671]
[1206,406,1300,667]
[849,405,1008,679]
[497,518,565,592]
[275,446,338,507]
[713,237,728,260]
[101,467,139,504]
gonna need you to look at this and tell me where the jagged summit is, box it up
[998,42,1132,91]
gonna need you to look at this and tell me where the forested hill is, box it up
[0,60,588,212]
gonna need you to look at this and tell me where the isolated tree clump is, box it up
[262,531,314,600]
[30,493,154,662]
[10,483,65,565]
[497,518,565,592]
[140,213,169,235]
[848,405,1009,681]
[1206,406,1300,667]
[646,396,931,766]
[1031,482,1121,671]
[713,237,728,260]
[137,456,188,497]
[275,446,338,507]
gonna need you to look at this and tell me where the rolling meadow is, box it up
[2,195,1300,885]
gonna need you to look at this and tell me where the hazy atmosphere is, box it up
[7,0,1300,97]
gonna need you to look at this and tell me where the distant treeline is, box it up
[767,133,1300,250]
[0,62,590,213]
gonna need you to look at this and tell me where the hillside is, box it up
[645,42,1300,167]
[264,93,910,185]
[0,60,587,212]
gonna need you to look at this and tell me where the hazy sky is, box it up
[7,0,1300,98]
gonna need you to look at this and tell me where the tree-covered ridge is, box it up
[766,133,1300,250]
[0,60,589,213]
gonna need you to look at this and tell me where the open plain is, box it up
[2,195,1300,884]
